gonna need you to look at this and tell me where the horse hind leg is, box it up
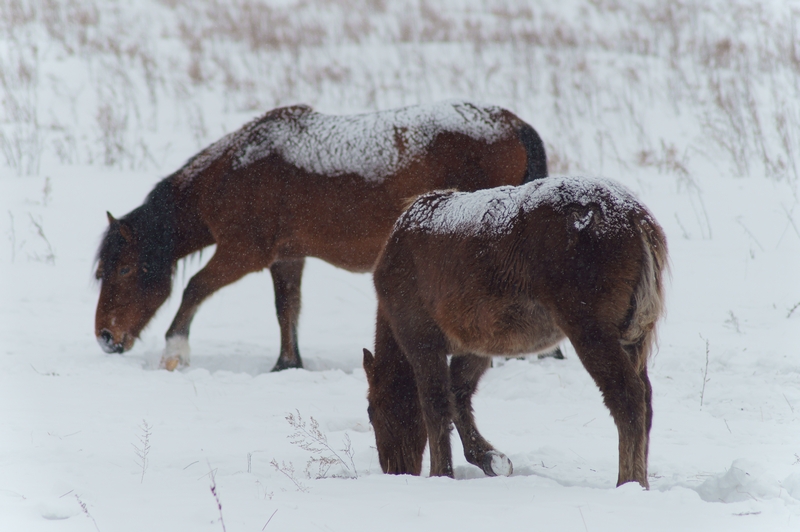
[641,365,652,468]
[450,354,512,477]
[623,340,653,467]
[570,326,649,488]
[269,259,305,371]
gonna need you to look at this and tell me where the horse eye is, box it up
[120,267,131,276]
[95,269,103,279]
[367,404,375,422]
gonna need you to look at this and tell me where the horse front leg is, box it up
[392,317,455,477]
[269,259,305,371]
[450,354,512,477]
[411,351,454,477]
[162,246,256,370]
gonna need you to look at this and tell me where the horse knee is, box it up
[419,387,454,427]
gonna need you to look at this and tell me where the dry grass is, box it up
[0,0,796,187]
[0,42,42,175]
[636,140,689,178]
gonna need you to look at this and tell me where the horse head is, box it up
[95,212,173,354]
[363,348,427,475]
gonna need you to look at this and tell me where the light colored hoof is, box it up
[484,451,513,477]
[161,336,190,371]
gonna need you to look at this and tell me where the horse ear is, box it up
[107,211,132,241]
[362,348,375,383]
[118,222,133,242]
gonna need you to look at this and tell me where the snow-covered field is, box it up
[2,0,799,530]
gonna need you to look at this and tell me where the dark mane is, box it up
[96,177,178,287]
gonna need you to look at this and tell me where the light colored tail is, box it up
[623,215,669,373]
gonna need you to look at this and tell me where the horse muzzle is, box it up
[97,329,127,354]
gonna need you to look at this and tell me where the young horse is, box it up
[363,176,667,488]
[95,101,548,371]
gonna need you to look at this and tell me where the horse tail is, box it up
[622,214,669,373]
[517,123,548,183]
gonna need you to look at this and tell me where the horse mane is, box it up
[96,177,178,286]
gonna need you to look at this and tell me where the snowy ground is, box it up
[2,1,800,530]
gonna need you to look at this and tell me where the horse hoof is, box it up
[161,336,190,371]
[270,358,303,372]
[482,451,513,477]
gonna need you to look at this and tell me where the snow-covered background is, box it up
[1,0,799,530]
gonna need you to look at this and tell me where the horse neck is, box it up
[132,177,191,267]
[163,162,218,261]
[167,188,215,262]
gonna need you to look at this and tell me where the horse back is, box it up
[183,104,539,272]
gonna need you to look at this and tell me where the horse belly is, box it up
[437,296,565,357]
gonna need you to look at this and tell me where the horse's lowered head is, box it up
[363,348,428,475]
[95,211,174,354]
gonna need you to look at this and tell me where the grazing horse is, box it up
[95,101,548,371]
[363,176,667,488]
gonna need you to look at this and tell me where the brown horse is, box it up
[95,101,548,371]
[363,176,668,488]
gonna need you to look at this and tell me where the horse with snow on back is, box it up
[94,101,548,371]
[363,176,667,488]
